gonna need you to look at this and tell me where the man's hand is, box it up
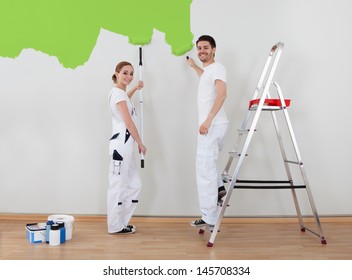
[199,120,211,135]
[186,56,196,68]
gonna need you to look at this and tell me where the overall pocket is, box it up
[112,150,124,175]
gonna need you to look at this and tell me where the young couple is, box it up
[107,35,229,234]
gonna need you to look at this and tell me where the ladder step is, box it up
[229,152,248,157]
[238,129,257,134]
[285,160,302,165]
[237,179,292,183]
[223,179,306,189]
[233,179,305,189]
[233,180,306,189]
[234,184,306,189]
[249,106,285,111]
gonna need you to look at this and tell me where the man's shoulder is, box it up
[207,61,226,72]
[207,62,226,78]
[215,61,226,69]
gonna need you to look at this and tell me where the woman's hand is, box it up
[136,81,144,90]
[138,143,147,155]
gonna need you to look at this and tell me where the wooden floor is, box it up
[1,215,352,260]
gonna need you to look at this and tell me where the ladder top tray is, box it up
[249,98,291,109]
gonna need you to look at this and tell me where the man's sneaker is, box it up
[127,224,136,230]
[114,226,136,234]
[190,219,213,227]
[218,186,227,200]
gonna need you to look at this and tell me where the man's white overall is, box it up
[196,62,229,225]
[196,123,228,225]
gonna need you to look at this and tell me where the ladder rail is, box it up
[273,82,304,165]
[209,150,246,245]
[210,52,282,244]
[212,106,263,242]
[252,42,284,100]
[270,102,305,228]
[222,132,246,178]
[274,83,326,240]
[222,43,284,178]
[266,88,305,227]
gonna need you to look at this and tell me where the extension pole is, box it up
[139,47,144,168]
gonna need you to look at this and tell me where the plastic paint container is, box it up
[48,215,74,240]
[49,224,60,246]
[56,221,66,243]
[46,220,54,244]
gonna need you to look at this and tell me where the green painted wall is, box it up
[0,0,193,68]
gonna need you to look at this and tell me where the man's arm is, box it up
[186,57,204,77]
[199,79,227,135]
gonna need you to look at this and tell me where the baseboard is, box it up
[1,213,352,223]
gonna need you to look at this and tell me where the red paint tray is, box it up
[249,98,291,108]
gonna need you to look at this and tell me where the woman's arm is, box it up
[117,101,147,155]
[127,81,144,99]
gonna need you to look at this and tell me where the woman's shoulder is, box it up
[111,87,127,96]
[110,87,128,103]
[111,86,125,93]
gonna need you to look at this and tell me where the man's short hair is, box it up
[196,35,216,48]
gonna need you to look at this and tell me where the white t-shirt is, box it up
[108,87,136,132]
[197,62,229,125]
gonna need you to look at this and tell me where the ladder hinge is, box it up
[222,174,231,183]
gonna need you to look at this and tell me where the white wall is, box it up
[1,0,351,217]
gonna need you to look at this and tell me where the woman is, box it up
[107,61,147,234]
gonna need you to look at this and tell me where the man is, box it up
[187,35,229,229]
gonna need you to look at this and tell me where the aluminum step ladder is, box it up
[205,42,327,247]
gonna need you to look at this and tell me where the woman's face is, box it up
[116,65,134,86]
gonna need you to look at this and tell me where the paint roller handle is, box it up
[186,56,197,69]
[139,46,144,168]
[139,47,143,66]
[138,143,146,168]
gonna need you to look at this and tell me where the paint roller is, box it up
[129,37,151,46]
[172,42,193,56]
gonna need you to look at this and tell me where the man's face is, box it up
[197,41,215,63]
